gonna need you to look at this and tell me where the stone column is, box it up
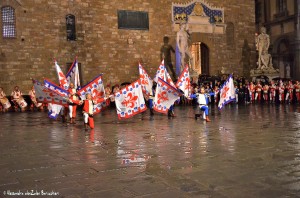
[293,0,300,80]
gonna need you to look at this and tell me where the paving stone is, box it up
[0,105,300,197]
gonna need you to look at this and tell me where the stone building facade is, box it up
[0,0,256,92]
[255,0,300,79]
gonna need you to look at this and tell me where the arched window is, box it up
[1,6,16,38]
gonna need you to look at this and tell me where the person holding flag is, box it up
[80,93,107,130]
[68,82,80,124]
[190,87,211,122]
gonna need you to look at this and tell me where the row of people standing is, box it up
[192,79,300,105]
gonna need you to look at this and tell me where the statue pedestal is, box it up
[250,67,280,82]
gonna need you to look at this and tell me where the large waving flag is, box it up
[77,74,104,100]
[153,60,176,87]
[55,60,69,90]
[77,74,106,114]
[153,78,181,114]
[218,75,236,110]
[138,63,153,96]
[114,80,147,119]
[44,79,69,97]
[66,58,81,90]
[33,79,68,105]
[176,64,191,98]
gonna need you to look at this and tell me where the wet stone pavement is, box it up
[1,104,300,198]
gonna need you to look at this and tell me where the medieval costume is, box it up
[68,83,80,124]
[29,86,43,110]
[81,94,105,130]
[11,86,27,112]
[0,87,11,112]
[190,87,211,122]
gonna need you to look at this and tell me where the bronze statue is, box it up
[160,36,176,80]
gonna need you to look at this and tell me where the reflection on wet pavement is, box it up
[0,104,300,197]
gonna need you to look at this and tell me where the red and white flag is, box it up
[153,78,181,114]
[176,64,191,98]
[33,79,68,106]
[55,60,69,90]
[77,74,106,114]
[153,60,176,87]
[114,80,147,119]
[44,79,69,97]
[139,63,153,96]
[218,75,236,110]
[66,58,81,90]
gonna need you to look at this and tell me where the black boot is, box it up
[195,114,200,120]
[150,109,154,116]
[84,123,89,130]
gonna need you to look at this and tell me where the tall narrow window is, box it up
[66,14,76,41]
[226,22,235,48]
[277,0,287,13]
[255,2,261,23]
[1,6,16,38]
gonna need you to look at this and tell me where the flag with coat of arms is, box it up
[176,64,191,98]
[114,80,147,119]
[153,77,182,114]
[138,63,153,96]
[153,60,176,87]
[77,74,107,114]
[218,74,236,110]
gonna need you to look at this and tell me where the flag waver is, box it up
[114,80,147,119]
[176,64,191,98]
[77,74,106,114]
[153,78,181,114]
[139,63,153,96]
[218,75,236,110]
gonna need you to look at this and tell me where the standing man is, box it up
[160,36,176,80]
[68,83,79,124]
[81,93,106,130]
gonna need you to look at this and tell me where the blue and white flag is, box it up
[218,75,236,110]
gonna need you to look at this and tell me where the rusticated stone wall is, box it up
[0,0,255,93]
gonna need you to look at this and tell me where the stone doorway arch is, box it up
[272,37,294,78]
[190,42,209,76]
